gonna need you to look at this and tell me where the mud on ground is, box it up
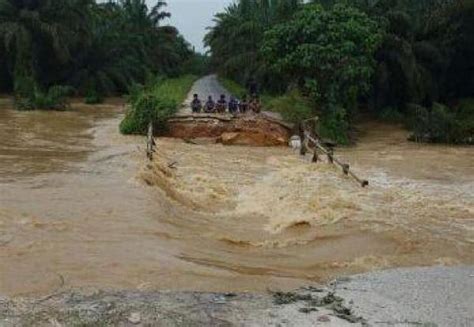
[0,288,362,327]
[2,266,472,326]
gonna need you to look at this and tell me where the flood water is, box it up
[0,99,473,296]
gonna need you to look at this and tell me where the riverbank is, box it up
[1,266,472,326]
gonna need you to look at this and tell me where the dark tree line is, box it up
[206,0,474,143]
[0,0,197,106]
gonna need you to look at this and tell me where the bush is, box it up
[120,75,197,135]
[84,89,103,105]
[407,101,474,144]
[15,85,73,111]
[218,77,246,98]
[319,106,350,145]
[406,103,430,142]
[429,103,459,143]
[457,98,474,140]
[266,91,314,125]
[378,107,404,123]
[119,92,176,134]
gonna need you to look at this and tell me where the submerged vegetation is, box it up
[120,75,197,135]
[206,0,474,144]
[0,0,200,110]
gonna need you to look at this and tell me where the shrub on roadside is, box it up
[266,91,313,125]
[218,77,246,98]
[120,92,176,134]
[119,75,197,135]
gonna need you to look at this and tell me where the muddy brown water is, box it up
[0,99,473,297]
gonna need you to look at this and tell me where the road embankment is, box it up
[166,112,293,146]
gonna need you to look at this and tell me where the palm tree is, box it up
[205,0,302,88]
[149,0,171,26]
[69,0,190,95]
[0,0,92,92]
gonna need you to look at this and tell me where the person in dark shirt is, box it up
[228,96,239,114]
[239,94,249,113]
[204,95,215,113]
[191,94,202,113]
[216,94,227,113]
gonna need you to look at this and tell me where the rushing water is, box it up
[0,99,473,297]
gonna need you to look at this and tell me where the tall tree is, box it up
[0,0,92,93]
[0,0,194,101]
[205,0,302,90]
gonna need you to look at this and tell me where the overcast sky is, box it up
[163,0,234,53]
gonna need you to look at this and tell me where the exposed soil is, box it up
[166,113,292,146]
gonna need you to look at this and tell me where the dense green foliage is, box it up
[119,75,197,135]
[207,0,474,144]
[262,4,380,107]
[407,99,474,143]
[0,0,200,109]
[205,0,303,92]
[15,85,73,111]
[262,4,381,142]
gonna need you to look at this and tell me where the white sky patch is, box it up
[161,0,234,53]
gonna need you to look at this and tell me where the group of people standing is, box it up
[191,94,262,115]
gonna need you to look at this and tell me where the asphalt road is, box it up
[336,266,474,326]
[180,74,232,114]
